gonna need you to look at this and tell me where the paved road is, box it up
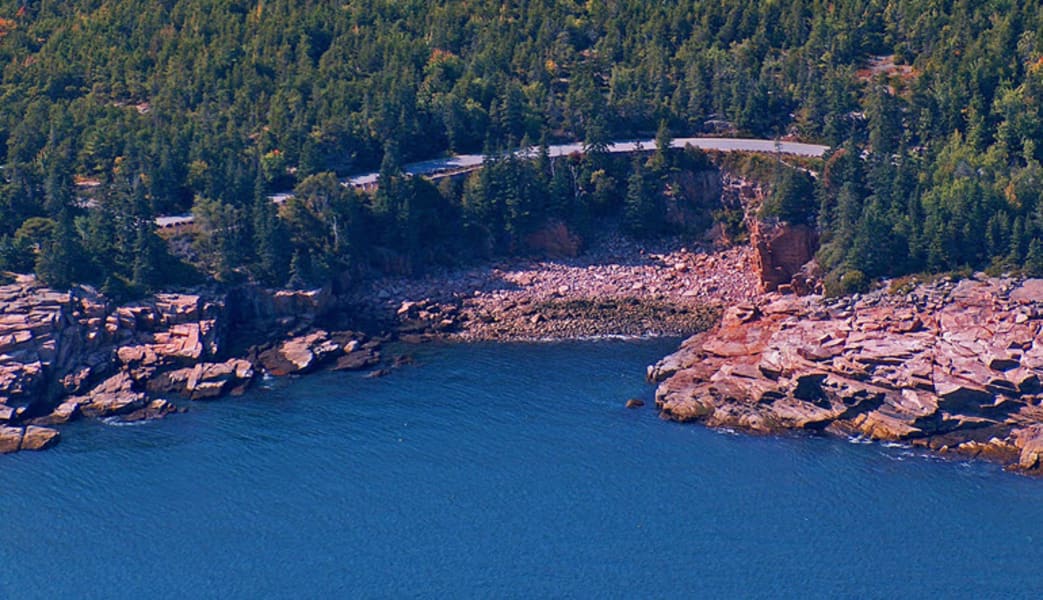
[345,137,829,187]
[157,137,829,227]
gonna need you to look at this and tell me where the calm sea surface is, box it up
[2,339,1042,599]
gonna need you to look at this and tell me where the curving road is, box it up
[345,137,829,187]
[157,138,829,228]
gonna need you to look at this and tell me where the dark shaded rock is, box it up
[0,426,23,453]
[122,399,176,422]
[333,349,381,371]
[30,400,80,426]
[20,426,60,451]
[523,220,583,258]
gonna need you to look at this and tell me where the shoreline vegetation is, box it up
[6,1,1043,478]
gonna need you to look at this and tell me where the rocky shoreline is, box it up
[648,276,1043,476]
[349,234,757,342]
[0,224,767,454]
[0,279,384,453]
[0,165,790,455]
[9,239,1043,477]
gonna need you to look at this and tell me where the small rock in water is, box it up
[625,398,645,409]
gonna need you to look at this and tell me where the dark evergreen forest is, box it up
[1,0,1042,294]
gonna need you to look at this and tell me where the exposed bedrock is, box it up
[0,280,372,453]
[750,220,819,294]
[649,276,1043,474]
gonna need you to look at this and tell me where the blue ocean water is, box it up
[2,339,1042,599]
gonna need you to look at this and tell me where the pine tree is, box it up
[131,221,167,291]
[1026,238,1043,277]
[35,210,82,289]
[287,248,313,289]
[373,140,403,220]
[650,119,673,174]
[623,153,659,238]
[548,157,574,221]
[252,191,290,287]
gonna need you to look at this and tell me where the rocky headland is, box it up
[0,279,381,453]
[649,276,1043,475]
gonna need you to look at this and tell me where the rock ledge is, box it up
[649,276,1043,475]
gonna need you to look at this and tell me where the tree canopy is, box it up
[0,0,1042,289]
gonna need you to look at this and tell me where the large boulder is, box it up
[30,400,81,426]
[20,426,60,451]
[77,372,148,418]
[150,359,255,400]
[122,399,177,422]
[750,221,818,293]
[259,331,341,376]
[1013,426,1043,471]
[0,426,23,453]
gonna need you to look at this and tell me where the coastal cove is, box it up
[3,339,1043,598]
[6,2,1043,596]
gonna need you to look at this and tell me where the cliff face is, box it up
[0,283,241,429]
[663,168,723,234]
[718,173,820,294]
[750,220,819,293]
[648,277,1043,475]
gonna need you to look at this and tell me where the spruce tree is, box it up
[35,210,82,289]
[1026,239,1043,277]
[131,221,166,291]
[624,152,659,238]
[650,119,673,174]
[252,193,290,287]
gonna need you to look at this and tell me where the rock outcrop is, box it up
[750,220,818,293]
[147,359,254,400]
[716,173,820,294]
[0,283,229,411]
[256,330,369,376]
[649,276,1043,475]
[0,278,378,454]
[0,424,60,454]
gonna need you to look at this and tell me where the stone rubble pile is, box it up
[351,232,760,341]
